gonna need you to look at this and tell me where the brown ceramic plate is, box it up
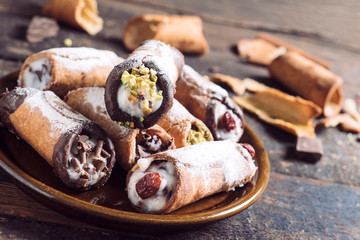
[0,71,270,232]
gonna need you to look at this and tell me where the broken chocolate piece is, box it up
[26,16,59,43]
[295,136,323,162]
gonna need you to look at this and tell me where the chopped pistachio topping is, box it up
[118,121,135,129]
[186,123,213,145]
[120,64,163,117]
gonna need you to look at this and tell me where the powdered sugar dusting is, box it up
[24,89,88,137]
[182,65,229,97]
[81,87,107,113]
[139,140,257,189]
[45,47,121,73]
[129,41,180,82]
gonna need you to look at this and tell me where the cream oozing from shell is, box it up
[215,104,242,141]
[127,159,176,213]
[22,57,52,90]
[117,65,163,118]
[67,137,108,187]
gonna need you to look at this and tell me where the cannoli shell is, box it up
[127,140,257,214]
[65,87,174,171]
[105,40,184,129]
[269,51,343,117]
[42,0,103,35]
[175,65,244,141]
[18,47,123,98]
[0,88,115,190]
[157,99,213,148]
[123,15,208,55]
[237,38,278,66]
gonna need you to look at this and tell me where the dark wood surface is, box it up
[0,0,360,239]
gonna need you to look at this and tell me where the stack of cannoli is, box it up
[1,40,258,214]
[65,87,175,171]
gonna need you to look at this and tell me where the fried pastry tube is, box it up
[269,51,343,117]
[175,65,245,142]
[65,87,175,171]
[126,140,257,214]
[18,47,123,98]
[0,88,115,191]
[123,15,208,55]
[42,0,103,35]
[105,40,184,129]
[157,99,213,148]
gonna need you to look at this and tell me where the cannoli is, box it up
[105,40,184,129]
[157,99,213,148]
[42,0,103,35]
[18,47,123,98]
[0,88,115,191]
[126,140,257,214]
[175,65,245,142]
[65,87,175,171]
[269,51,343,117]
[123,15,208,55]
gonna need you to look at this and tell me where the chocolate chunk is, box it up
[101,148,111,158]
[26,16,59,43]
[70,158,81,173]
[94,140,104,158]
[295,136,323,162]
[93,158,106,172]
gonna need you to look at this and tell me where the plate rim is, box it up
[0,71,270,230]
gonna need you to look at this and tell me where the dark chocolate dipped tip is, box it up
[0,88,38,133]
[206,97,245,142]
[105,59,175,129]
[52,121,115,191]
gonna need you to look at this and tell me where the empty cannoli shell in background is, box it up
[42,0,103,35]
[269,51,343,117]
[65,87,175,171]
[233,79,322,137]
[123,15,208,55]
[237,38,278,66]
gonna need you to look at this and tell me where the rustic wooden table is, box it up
[0,0,360,239]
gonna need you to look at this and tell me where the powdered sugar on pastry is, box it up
[23,89,87,137]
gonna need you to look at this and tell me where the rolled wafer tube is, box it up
[269,51,343,117]
[126,140,257,214]
[42,0,103,35]
[157,99,213,148]
[18,47,123,98]
[0,88,115,191]
[105,40,184,129]
[123,15,208,55]
[65,87,175,171]
[175,65,245,142]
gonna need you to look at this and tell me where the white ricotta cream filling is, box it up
[117,84,163,118]
[216,104,242,142]
[127,160,176,213]
[22,57,52,90]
